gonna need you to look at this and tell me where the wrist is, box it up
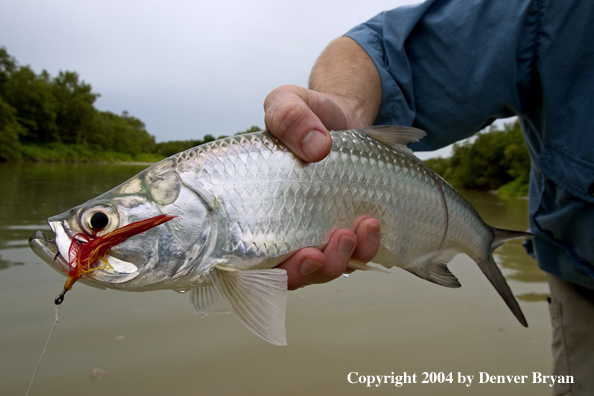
[320,92,369,129]
[308,36,381,129]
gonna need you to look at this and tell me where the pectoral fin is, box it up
[190,283,231,317]
[209,266,288,346]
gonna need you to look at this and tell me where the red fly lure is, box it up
[55,214,175,304]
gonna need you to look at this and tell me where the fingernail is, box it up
[338,235,356,257]
[300,258,324,276]
[367,223,380,241]
[301,129,328,160]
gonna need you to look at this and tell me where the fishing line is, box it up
[25,304,61,396]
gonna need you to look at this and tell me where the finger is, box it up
[307,229,357,284]
[277,217,380,290]
[264,85,331,162]
[305,90,351,131]
[351,216,381,263]
[264,85,343,162]
[276,248,327,290]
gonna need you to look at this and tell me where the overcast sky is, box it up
[2,0,463,158]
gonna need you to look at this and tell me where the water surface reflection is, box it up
[0,163,148,268]
[0,163,552,396]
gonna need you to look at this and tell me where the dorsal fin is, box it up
[358,125,449,250]
[357,125,426,148]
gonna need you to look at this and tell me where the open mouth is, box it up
[29,223,140,288]
[29,230,66,274]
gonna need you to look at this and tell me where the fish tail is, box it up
[491,227,533,249]
[476,228,533,327]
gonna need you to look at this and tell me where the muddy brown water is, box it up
[0,163,552,396]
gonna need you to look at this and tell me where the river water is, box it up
[0,163,552,396]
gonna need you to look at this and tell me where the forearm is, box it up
[309,36,382,128]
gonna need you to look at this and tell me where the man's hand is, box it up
[263,88,380,289]
[276,216,381,290]
[264,37,383,289]
[264,37,381,162]
[264,85,352,162]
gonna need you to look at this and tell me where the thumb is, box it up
[264,85,349,162]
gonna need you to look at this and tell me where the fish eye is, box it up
[79,204,119,236]
[90,212,109,230]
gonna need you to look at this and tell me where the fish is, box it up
[29,126,531,346]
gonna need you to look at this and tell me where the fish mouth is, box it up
[29,229,110,289]
[29,221,140,287]
[29,230,61,270]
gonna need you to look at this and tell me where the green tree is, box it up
[235,125,261,135]
[51,71,98,144]
[426,120,530,193]
[153,136,212,157]
[2,65,58,142]
[0,96,25,160]
[114,111,155,154]
[500,122,530,181]
[0,47,17,92]
[0,49,25,160]
[88,111,155,154]
[202,134,215,143]
[446,122,529,190]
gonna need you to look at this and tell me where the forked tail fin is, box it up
[476,228,533,327]
[491,228,533,250]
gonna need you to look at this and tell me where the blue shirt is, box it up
[346,0,594,290]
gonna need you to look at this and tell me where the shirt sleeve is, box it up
[345,0,540,151]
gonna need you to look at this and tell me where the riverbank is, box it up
[14,142,164,163]
[497,177,530,197]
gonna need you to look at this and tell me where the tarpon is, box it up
[29,126,530,345]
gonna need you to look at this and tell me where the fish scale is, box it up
[30,126,530,346]
[186,131,445,269]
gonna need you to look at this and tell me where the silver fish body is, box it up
[29,126,529,345]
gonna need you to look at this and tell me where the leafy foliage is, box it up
[0,96,25,159]
[425,121,531,196]
[153,139,205,158]
[153,126,263,158]
[1,65,58,143]
[0,47,156,161]
[4,44,529,196]
[51,71,98,144]
[0,48,269,162]
[88,111,155,154]
[235,125,262,135]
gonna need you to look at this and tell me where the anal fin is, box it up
[347,259,389,273]
[407,250,461,288]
